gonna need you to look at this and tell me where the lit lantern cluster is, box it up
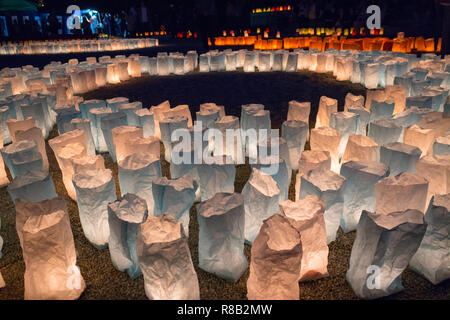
[0,41,448,300]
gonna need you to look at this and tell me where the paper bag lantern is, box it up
[1,139,38,178]
[108,193,148,279]
[295,150,331,200]
[310,126,341,172]
[409,194,450,284]
[135,108,155,138]
[242,168,280,244]
[346,209,426,299]
[163,104,193,127]
[106,97,129,113]
[73,168,116,249]
[8,170,57,203]
[282,120,308,172]
[17,197,85,300]
[112,126,143,163]
[197,193,247,282]
[403,125,436,156]
[247,214,302,300]
[136,214,200,300]
[375,172,429,215]
[72,154,105,173]
[118,153,162,213]
[415,155,450,204]
[279,195,328,281]
[380,142,422,176]
[300,168,346,244]
[118,102,142,127]
[340,160,389,232]
[67,118,96,156]
[152,174,196,236]
[433,134,450,156]
[344,93,365,111]
[6,117,36,143]
[341,134,379,164]
[315,96,338,128]
[160,115,189,161]
[15,127,49,172]
[368,119,403,145]
[58,142,87,200]
[287,101,310,125]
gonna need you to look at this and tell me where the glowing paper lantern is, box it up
[1,139,38,178]
[375,172,429,215]
[197,192,247,282]
[136,214,200,300]
[300,168,346,244]
[247,214,302,300]
[340,160,389,232]
[415,155,450,203]
[15,126,49,172]
[135,108,155,138]
[315,96,338,128]
[409,194,450,284]
[67,118,96,156]
[346,209,426,299]
[403,125,436,156]
[6,117,36,143]
[279,195,328,281]
[8,170,57,203]
[368,119,403,145]
[341,134,379,164]
[112,126,144,163]
[310,126,341,172]
[287,100,310,124]
[380,142,422,176]
[87,107,113,153]
[282,120,308,171]
[152,174,196,236]
[18,197,85,300]
[118,153,162,212]
[108,193,148,279]
[160,115,189,161]
[242,168,280,244]
[58,142,87,200]
[73,168,115,249]
[344,93,365,111]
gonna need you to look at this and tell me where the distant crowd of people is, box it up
[1,0,448,47]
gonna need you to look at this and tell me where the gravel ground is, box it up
[0,69,449,300]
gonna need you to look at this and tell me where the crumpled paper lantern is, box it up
[330,112,359,158]
[368,119,403,145]
[112,126,143,163]
[295,150,331,201]
[380,142,422,176]
[8,170,57,203]
[78,99,106,119]
[106,97,129,113]
[73,168,115,249]
[136,214,200,300]
[163,104,193,127]
[279,195,328,282]
[10,150,43,176]
[6,117,36,143]
[282,120,308,173]
[347,104,370,135]
[108,193,148,279]
[67,118,96,156]
[197,156,235,201]
[100,111,128,162]
[409,193,450,284]
[133,108,154,138]
[15,126,49,172]
[19,102,48,138]
[341,134,379,164]
[48,129,87,168]
[344,93,365,111]
[251,155,289,202]
[152,174,196,236]
[118,153,161,213]
[213,115,242,163]
[385,85,407,114]
[433,134,450,155]
[87,107,112,153]
[118,102,142,127]
[315,96,338,128]
[72,154,105,173]
[125,136,160,160]
[1,139,38,178]
[310,126,341,172]
[57,142,87,200]
[242,168,280,244]
[403,125,435,156]
[346,209,426,299]
[160,115,188,161]
[17,197,85,300]
[340,160,389,232]
[247,214,302,300]
[197,192,248,282]
[287,100,310,124]
[415,155,450,204]
[370,98,395,122]
[300,167,346,244]
[375,172,429,215]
